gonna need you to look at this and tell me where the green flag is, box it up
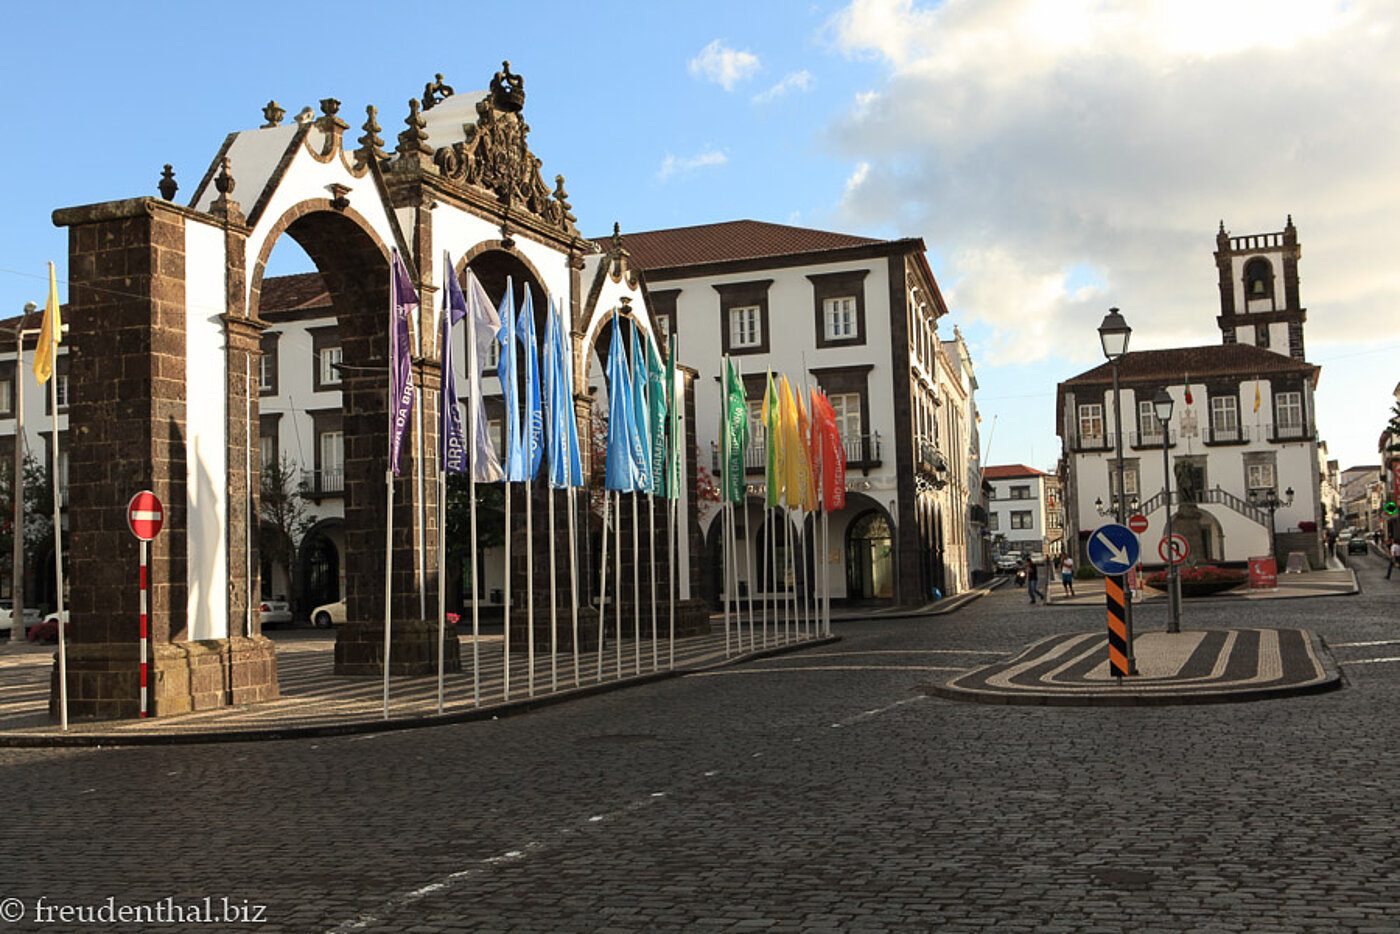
[722,357,749,503]
[665,335,681,500]
[764,370,781,509]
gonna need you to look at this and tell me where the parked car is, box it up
[0,601,42,638]
[995,553,1023,573]
[28,610,70,644]
[1347,537,1369,555]
[310,599,345,629]
[259,597,293,629]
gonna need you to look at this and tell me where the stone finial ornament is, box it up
[355,104,389,171]
[262,101,286,128]
[393,98,434,173]
[553,174,575,227]
[294,106,316,126]
[214,156,236,196]
[422,73,454,110]
[158,165,178,201]
[209,156,244,223]
[490,60,525,113]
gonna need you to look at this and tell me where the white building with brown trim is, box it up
[1057,219,1326,567]
[611,220,980,604]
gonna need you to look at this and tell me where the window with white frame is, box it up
[1010,485,1030,500]
[0,376,11,416]
[320,430,344,490]
[1275,391,1303,434]
[1210,395,1240,440]
[319,346,343,386]
[1247,462,1275,492]
[987,513,999,531]
[747,399,765,446]
[1011,510,1033,530]
[55,374,69,408]
[823,296,858,341]
[829,392,862,442]
[1078,403,1104,443]
[259,434,276,472]
[729,305,761,349]
[1138,400,1163,441]
[1109,466,1140,499]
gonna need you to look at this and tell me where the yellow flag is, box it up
[780,377,804,508]
[795,388,815,511]
[33,262,61,384]
[1252,380,1261,413]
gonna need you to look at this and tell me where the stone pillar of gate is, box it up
[51,196,279,719]
[333,357,462,675]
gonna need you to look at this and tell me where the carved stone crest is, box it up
[431,64,577,237]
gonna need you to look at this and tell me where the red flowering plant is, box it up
[1144,565,1247,587]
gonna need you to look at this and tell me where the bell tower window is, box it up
[1244,257,1273,302]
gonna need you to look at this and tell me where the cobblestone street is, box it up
[1,553,1397,933]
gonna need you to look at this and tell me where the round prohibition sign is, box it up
[1128,514,1149,534]
[127,490,165,541]
[1158,533,1189,565]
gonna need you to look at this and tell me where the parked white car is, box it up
[0,601,42,638]
[310,599,345,629]
[258,597,293,629]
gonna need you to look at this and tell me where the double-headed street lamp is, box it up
[1250,486,1295,560]
[1097,307,1135,673]
[1153,388,1181,634]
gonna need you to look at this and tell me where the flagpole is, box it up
[614,489,623,679]
[465,273,481,708]
[744,504,756,652]
[383,467,393,719]
[416,364,427,623]
[526,476,535,697]
[785,509,794,643]
[720,378,731,658]
[668,485,676,670]
[436,467,446,714]
[568,485,580,686]
[597,485,608,683]
[724,502,733,657]
[548,483,558,692]
[648,491,658,671]
[631,492,640,674]
[503,481,512,701]
[46,304,67,731]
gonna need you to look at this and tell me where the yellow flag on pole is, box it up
[34,262,61,384]
[1252,379,1261,413]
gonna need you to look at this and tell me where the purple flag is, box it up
[440,254,467,474]
[389,250,417,476]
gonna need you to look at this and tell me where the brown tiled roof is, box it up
[1060,344,1317,385]
[984,464,1048,479]
[597,220,886,271]
[259,272,330,314]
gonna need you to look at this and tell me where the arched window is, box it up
[1244,257,1273,300]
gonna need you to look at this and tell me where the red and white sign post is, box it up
[127,491,164,718]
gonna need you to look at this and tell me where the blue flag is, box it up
[544,297,583,489]
[517,287,544,481]
[629,320,652,493]
[440,254,468,474]
[389,250,417,476]
[496,278,524,481]
[604,309,638,492]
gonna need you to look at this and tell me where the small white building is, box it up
[984,464,1053,557]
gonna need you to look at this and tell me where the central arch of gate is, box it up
[53,65,704,717]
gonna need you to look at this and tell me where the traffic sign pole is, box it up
[140,540,148,718]
[127,491,164,718]
[1106,574,1130,677]
[1088,524,1140,675]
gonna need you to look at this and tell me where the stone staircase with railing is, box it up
[1135,486,1270,527]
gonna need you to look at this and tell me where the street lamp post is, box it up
[1153,388,1181,634]
[1250,486,1295,560]
[1098,307,1136,673]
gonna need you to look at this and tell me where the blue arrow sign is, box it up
[1087,523,1141,575]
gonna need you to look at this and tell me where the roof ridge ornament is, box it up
[158,165,178,201]
[354,105,388,172]
[394,98,434,173]
[490,61,524,113]
[422,73,454,111]
[262,101,285,128]
[209,157,244,224]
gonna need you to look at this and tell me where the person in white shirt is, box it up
[1059,555,1076,596]
[1387,538,1399,580]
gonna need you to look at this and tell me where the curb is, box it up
[0,635,841,748]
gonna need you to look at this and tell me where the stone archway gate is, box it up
[50,65,694,719]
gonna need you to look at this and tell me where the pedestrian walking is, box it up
[1059,554,1076,596]
[1025,556,1040,604]
[1387,538,1399,580]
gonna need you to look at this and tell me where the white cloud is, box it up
[657,148,730,182]
[824,0,1399,372]
[753,70,815,104]
[688,39,761,91]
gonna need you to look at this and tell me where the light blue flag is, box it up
[496,278,524,481]
[518,287,544,481]
[629,320,652,493]
[544,297,583,489]
[646,334,667,492]
[604,309,638,492]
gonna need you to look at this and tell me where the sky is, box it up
[1,0,1396,474]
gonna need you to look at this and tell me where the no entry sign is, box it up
[127,491,165,541]
[1128,514,1149,534]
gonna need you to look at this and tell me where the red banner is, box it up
[1248,556,1278,591]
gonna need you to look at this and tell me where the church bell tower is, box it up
[1214,216,1306,360]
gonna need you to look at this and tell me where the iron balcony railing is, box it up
[300,468,345,497]
[1068,431,1115,453]
[1128,427,1177,449]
